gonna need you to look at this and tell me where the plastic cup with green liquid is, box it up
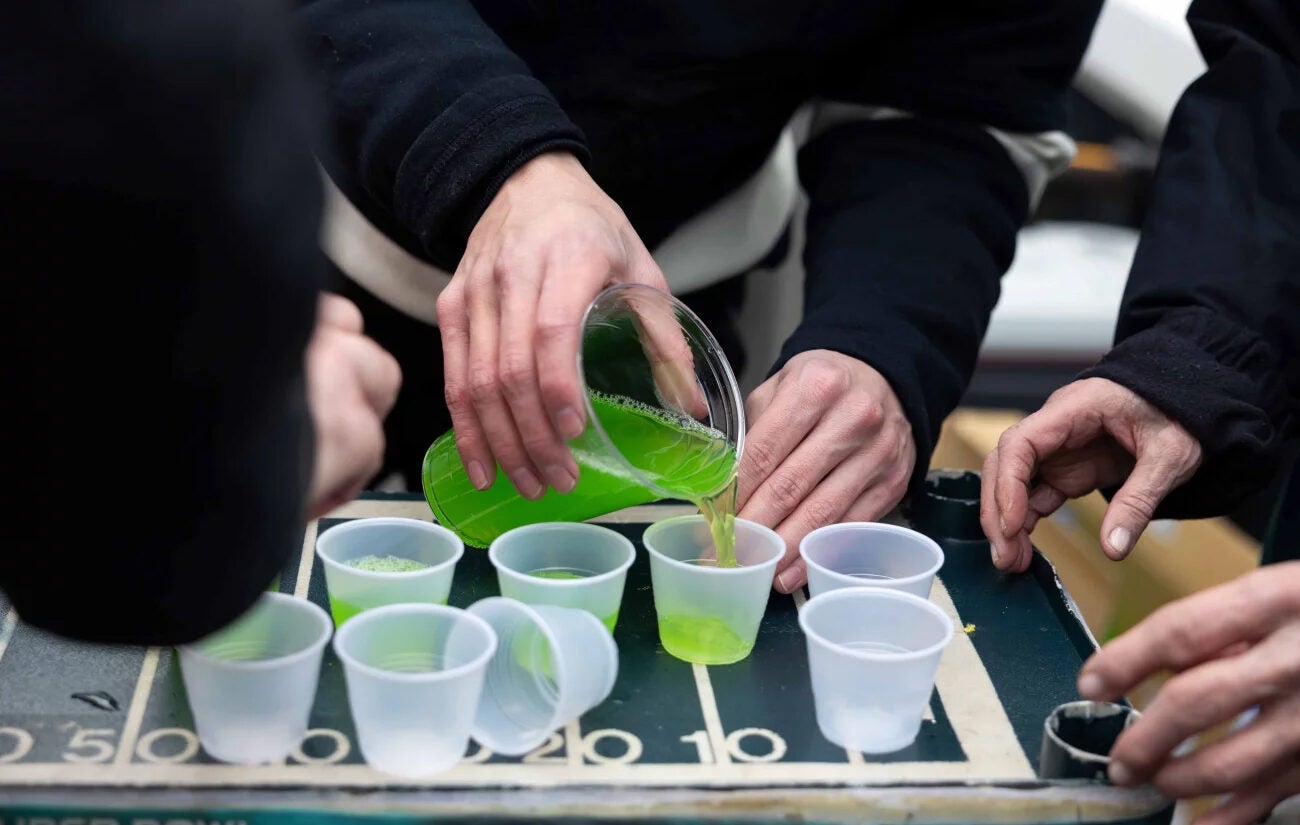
[423,283,746,548]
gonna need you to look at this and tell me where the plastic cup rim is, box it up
[489,522,636,588]
[469,597,619,734]
[576,282,746,499]
[180,592,333,672]
[332,603,497,683]
[316,517,465,580]
[642,515,783,575]
[798,588,955,662]
[798,521,944,589]
[1041,699,1140,765]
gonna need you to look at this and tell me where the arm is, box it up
[298,0,588,268]
[1079,0,1300,518]
[3,1,323,645]
[785,1,1103,497]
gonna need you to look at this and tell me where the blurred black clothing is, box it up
[1081,0,1300,553]
[4,1,324,643]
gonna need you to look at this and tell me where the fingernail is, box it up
[512,467,544,500]
[990,542,1003,567]
[467,460,489,491]
[1108,760,1134,786]
[546,463,577,494]
[1108,527,1132,558]
[1077,672,1104,699]
[775,568,799,593]
[556,407,585,439]
[999,514,1007,534]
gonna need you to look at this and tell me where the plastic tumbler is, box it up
[423,283,746,548]
[799,522,944,599]
[799,588,954,753]
[333,603,497,778]
[489,522,636,632]
[179,592,332,764]
[468,597,618,756]
[642,515,783,665]
[316,517,464,626]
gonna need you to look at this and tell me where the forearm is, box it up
[783,119,1030,493]
[299,0,588,267]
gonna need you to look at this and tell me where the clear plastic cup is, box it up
[468,597,618,756]
[316,517,464,626]
[333,603,497,778]
[642,515,783,665]
[799,522,943,599]
[179,592,332,764]
[489,522,636,632]
[799,588,954,753]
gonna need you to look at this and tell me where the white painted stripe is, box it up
[0,610,17,670]
[691,664,732,766]
[294,519,320,599]
[113,647,161,765]
[845,747,865,765]
[565,719,584,767]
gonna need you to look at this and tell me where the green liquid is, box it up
[657,615,753,665]
[344,554,429,573]
[527,569,620,631]
[424,392,738,556]
[328,597,363,627]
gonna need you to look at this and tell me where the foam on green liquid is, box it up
[344,554,430,573]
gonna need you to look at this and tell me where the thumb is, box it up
[1099,453,1181,560]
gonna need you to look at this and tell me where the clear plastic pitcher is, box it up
[423,283,745,547]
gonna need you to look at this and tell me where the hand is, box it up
[980,377,1203,573]
[1077,562,1300,825]
[305,293,402,520]
[436,152,669,499]
[737,350,915,593]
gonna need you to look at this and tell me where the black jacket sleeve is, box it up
[1079,0,1300,518]
[298,0,589,269]
[779,1,1102,494]
[3,1,323,645]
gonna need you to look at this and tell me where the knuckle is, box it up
[497,351,533,396]
[802,498,840,531]
[435,286,463,319]
[767,471,805,513]
[801,360,851,402]
[467,368,500,405]
[744,438,778,477]
[847,398,885,433]
[535,316,572,344]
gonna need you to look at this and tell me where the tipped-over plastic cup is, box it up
[179,592,332,764]
[799,522,943,599]
[642,515,783,665]
[333,603,496,778]
[316,517,464,626]
[468,597,618,756]
[799,588,954,753]
[489,522,636,632]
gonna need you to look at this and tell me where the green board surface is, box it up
[0,492,1170,824]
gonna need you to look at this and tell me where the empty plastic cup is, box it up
[642,515,783,665]
[489,522,636,632]
[316,517,463,626]
[333,603,496,778]
[468,597,618,756]
[799,588,954,753]
[179,592,332,764]
[799,522,943,599]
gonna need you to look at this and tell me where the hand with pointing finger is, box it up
[980,377,1203,573]
[1077,562,1300,825]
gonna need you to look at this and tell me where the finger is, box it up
[535,253,609,442]
[1099,435,1197,560]
[466,270,545,500]
[496,259,578,493]
[745,376,779,427]
[1195,761,1300,825]
[1150,691,1300,798]
[626,283,708,421]
[735,392,820,511]
[993,408,1092,539]
[339,333,403,416]
[1079,567,1299,701]
[437,280,494,491]
[981,447,1015,569]
[317,292,365,333]
[1107,625,1300,785]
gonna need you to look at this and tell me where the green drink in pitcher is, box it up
[422,284,746,557]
